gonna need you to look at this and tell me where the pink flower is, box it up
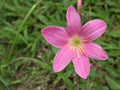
[41,5,108,79]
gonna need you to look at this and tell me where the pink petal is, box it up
[53,45,73,72]
[72,54,90,79]
[41,26,69,48]
[66,5,82,36]
[81,19,107,41]
[83,42,109,60]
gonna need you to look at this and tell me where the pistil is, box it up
[69,36,87,54]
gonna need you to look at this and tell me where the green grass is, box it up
[0,0,120,90]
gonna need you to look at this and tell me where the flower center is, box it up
[69,36,87,54]
[71,36,81,46]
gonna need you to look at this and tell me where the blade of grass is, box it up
[0,76,10,90]
[7,0,42,61]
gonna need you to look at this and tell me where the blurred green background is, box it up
[0,0,120,90]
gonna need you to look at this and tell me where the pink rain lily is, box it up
[41,5,108,79]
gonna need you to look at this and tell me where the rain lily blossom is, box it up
[41,5,108,79]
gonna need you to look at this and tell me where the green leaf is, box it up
[105,76,120,89]
[59,73,74,90]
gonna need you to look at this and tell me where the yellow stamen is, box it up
[78,45,84,54]
[68,36,87,54]
[81,40,88,42]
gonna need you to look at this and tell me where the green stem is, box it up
[7,0,41,61]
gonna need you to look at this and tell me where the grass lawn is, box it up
[0,0,120,90]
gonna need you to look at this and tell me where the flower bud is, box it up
[77,0,82,13]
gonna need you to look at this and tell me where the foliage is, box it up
[0,0,120,89]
